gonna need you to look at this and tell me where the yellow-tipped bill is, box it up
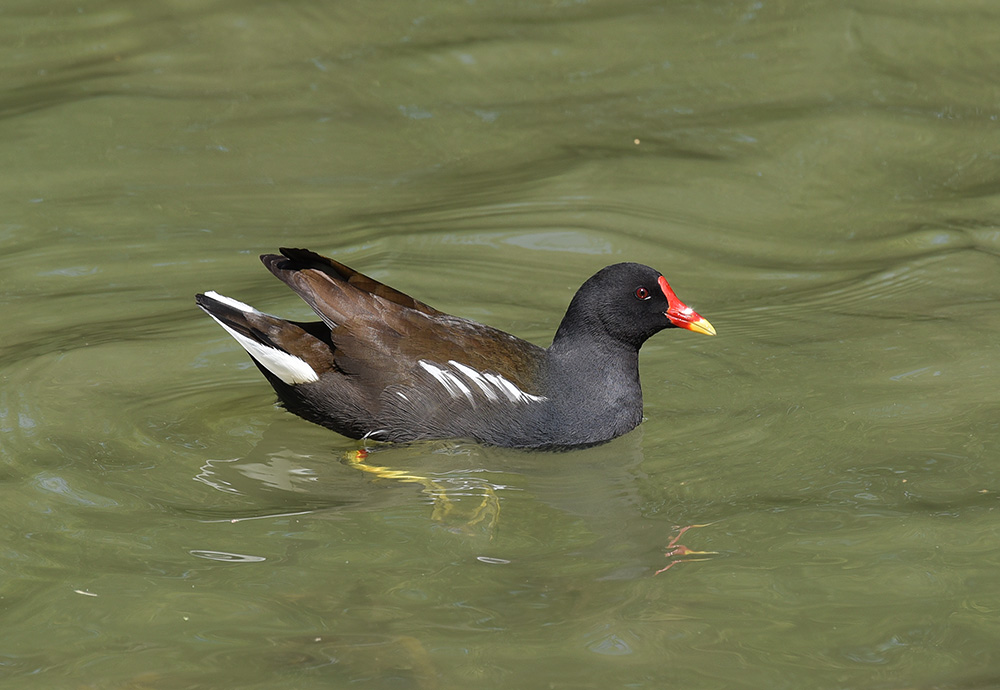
[657,276,716,336]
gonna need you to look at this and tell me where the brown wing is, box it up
[261,249,545,395]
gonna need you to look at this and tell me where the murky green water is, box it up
[3,1,1000,687]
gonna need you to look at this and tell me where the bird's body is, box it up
[196,248,714,449]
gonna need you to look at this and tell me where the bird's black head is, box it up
[551,262,715,352]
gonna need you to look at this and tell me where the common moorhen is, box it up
[196,248,715,449]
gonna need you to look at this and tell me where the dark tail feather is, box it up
[195,291,323,385]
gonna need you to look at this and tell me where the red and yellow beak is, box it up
[657,276,716,336]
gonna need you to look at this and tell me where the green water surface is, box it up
[2,1,999,688]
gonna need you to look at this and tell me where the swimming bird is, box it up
[196,248,714,449]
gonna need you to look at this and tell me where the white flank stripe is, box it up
[419,359,546,405]
[204,309,319,386]
[483,371,547,404]
[448,360,500,402]
[418,360,476,406]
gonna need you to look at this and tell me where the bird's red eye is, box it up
[635,286,650,300]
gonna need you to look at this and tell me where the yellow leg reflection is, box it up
[654,523,718,575]
[344,448,500,536]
